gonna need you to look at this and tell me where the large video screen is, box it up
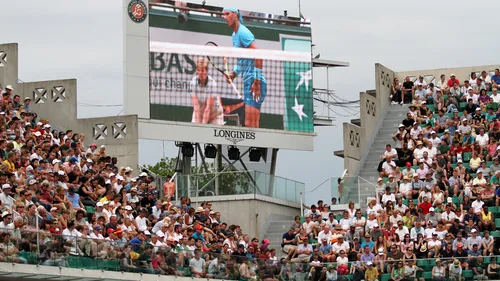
[149,1,314,133]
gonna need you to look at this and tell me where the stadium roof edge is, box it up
[313,58,349,68]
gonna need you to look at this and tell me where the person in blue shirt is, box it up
[66,187,83,210]
[492,69,500,86]
[192,224,206,243]
[361,234,375,251]
[222,7,267,128]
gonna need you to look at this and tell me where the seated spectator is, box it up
[431,258,447,281]
[290,237,312,263]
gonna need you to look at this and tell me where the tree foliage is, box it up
[141,157,252,197]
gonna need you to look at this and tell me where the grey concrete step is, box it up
[267,225,294,232]
[362,166,379,172]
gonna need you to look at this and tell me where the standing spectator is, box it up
[403,76,414,103]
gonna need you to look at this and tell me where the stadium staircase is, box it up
[261,215,296,253]
[353,104,410,203]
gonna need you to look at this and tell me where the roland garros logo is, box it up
[128,0,147,23]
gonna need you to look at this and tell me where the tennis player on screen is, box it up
[190,58,223,125]
[223,7,267,128]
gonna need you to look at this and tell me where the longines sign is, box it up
[138,120,314,150]
[213,129,256,145]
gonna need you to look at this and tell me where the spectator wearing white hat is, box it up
[0,212,14,232]
[23,97,31,112]
[126,187,139,202]
[4,85,13,97]
[81,158,93,173]
[0,184,14,210]
[414,82,426,100]
[114,175,124,194]
[121,166,133,183]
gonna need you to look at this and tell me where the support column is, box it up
[267,148,279,197]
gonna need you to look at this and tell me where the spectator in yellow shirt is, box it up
[365,261,379,281]
[2,152,16,172]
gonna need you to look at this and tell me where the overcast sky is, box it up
[2,0,499,204]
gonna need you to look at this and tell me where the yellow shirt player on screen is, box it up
[223,7,267,128]
[190,58,223,125]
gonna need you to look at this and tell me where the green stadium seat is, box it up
[421,271,432,279]
[459,102,467,110]
[451,163,457,169]
[463,270,473,279]
[97,259,120,271]
[80,257,97,269]
[427,104,435,112]
[400,167,406,172]
[342,274,353,280]
[18,251,38,264]
[470,173,476,178]
[403,199,409,206]
[67,256,80,268]
[300,217,305,224]
[487,91,493,96]
[490,231,500,238]
[85,206,95,214]
[444,95,449,103]
[178,266,192,277]
[488,206,498,214]
[417,259,428,268]
[335,215,343,221]
[495,218,500,229]
[411,165,419,171]
[463,152,473,162]
[452,196,460,205]
[487,161,493,167]
[380,273,392,281]
[382,177,389,184]
[463,163,470,169]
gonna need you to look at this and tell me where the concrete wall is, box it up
[191,195,300,239]
[344,158,360,176]
[18,79,78,121]
[396,64,499,85]
[360,91,380,147]
[0,43,18,88]
[343,122,362,160]
[76,115,139,170]
[375,63,395,110]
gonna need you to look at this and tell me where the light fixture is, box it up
[182,142,194,157]
[249,148,261,162]
[228,146,240,160]
[204,144,217,159]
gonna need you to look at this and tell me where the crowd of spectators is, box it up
[0,84,289,280]
[278,71,500,281]
[2,70,500,281]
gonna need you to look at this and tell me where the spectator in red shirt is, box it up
[418,196,432,214]
[449,141,463,162]
[446,74,460,88]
